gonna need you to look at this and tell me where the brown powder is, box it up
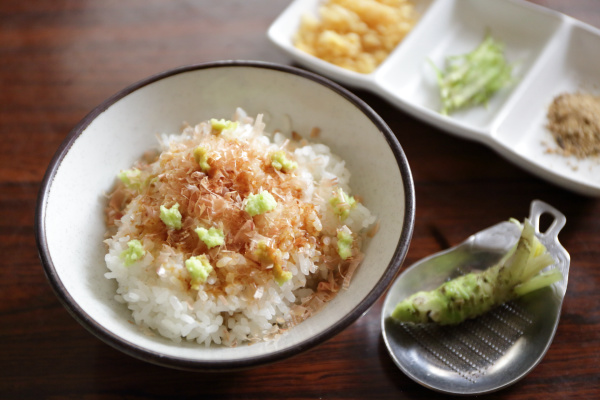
[546,92,600,158]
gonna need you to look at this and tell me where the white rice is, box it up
[104,108,376,346]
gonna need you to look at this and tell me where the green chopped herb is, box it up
[431,34,513,115]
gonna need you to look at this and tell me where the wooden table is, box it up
[2,1,599,398]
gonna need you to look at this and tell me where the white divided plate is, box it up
[268,0,600,196]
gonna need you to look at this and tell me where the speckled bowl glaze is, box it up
[35,61,415,371]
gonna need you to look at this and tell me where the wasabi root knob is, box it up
[185,255,213,289]
[160,203,182,229]
[245,190,277,216]
[120,239,145,266]
[193,146,210,172]
[271,150,298,173]
[329,188,356,221]
[337,226,353,260]
[391,219,562,325]
[195,227,225,249]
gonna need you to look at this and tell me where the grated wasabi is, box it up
[271,150,297,173]
[185,255,213,289]
[120,239,145,266]
[329,188,356,221]
[160,203,182,229]
[193,146,211,172]
[245,190,277,217]
[337,227,353,260]
[210,118,238,132]
[195,227,225,249]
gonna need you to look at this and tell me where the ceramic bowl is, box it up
[35,61,415,371]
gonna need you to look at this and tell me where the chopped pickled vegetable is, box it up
[160,203,182,229]
[245,190,277,216]
[431,34,513,115]
[195,226,225,248]
[120,239,145,266]
[391,219,561,325]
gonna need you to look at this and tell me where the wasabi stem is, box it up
[431,34,513,115]
[391,219,561,325]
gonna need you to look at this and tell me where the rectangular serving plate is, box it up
[268,0,600,196]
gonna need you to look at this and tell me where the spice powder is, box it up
[546,92,600,159]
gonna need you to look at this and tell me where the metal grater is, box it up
[400,301,532,383]
[381,200,570,395]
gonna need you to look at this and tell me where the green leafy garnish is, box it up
[431,34,513,115]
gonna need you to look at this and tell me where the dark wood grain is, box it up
[1,1,599,399]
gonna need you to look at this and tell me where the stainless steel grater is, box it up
[381,200,570,395]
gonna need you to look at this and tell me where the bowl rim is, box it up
[34,60,415,371]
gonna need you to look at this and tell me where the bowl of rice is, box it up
[36,60,415,371]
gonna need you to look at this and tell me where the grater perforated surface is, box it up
[399,302,533,383]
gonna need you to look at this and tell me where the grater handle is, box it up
[528,199,566,241]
